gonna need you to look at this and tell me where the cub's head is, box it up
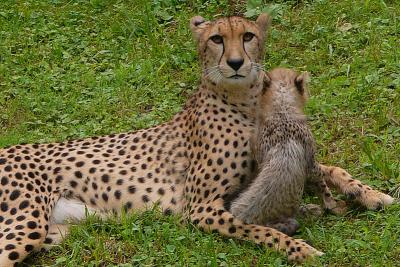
[190,14,271,88]
[261,68,310,112]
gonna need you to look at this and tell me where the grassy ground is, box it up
[1,0,399,266]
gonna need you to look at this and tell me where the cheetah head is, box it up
[190,14,271,88]
[262,68,310,112]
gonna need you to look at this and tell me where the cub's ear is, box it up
[190,16,208,42]
[256,13,272,35]
[262,73,271,95]
[294,71,310,96]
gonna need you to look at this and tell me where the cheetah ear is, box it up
[190,16,208,42]
[256,13,272,36]
[295,71,310,96]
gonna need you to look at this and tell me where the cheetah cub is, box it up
[231,68,341,235]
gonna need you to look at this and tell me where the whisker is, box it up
[216,71,223,83]
[251,62,265,72]
[210,70,222,84]
[251,62,264,66]
[205,68,219,75]
[209,70,219,81]
[205,70,217,81]
[203,65,221,74]
[205,68,220,78]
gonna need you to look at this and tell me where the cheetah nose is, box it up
[227,58,244,71]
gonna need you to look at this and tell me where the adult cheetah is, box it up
[0,14,394,265]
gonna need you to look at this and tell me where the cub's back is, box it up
[253,67,314,168]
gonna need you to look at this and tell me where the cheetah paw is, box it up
[287,239,324,263]
[349,189,394,210]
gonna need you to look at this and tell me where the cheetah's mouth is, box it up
[229,74,246,79]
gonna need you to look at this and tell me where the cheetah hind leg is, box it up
[320,164,394,210]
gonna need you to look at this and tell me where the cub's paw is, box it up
[268,218,300,236]
[330,200,348,215]
[299,203,323,218]
[286,238,324,263]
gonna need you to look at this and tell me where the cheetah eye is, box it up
[210,35,223,44]
[243,32,255,42]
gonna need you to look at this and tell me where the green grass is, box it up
[1,0,399,266]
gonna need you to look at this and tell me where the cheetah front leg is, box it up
[39,224,70,251]
[0,207,49,267]
[319,164,394,210]
[188,199,323,263]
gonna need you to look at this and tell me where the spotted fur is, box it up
[231,68,345,235]
[0,14,394,266]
